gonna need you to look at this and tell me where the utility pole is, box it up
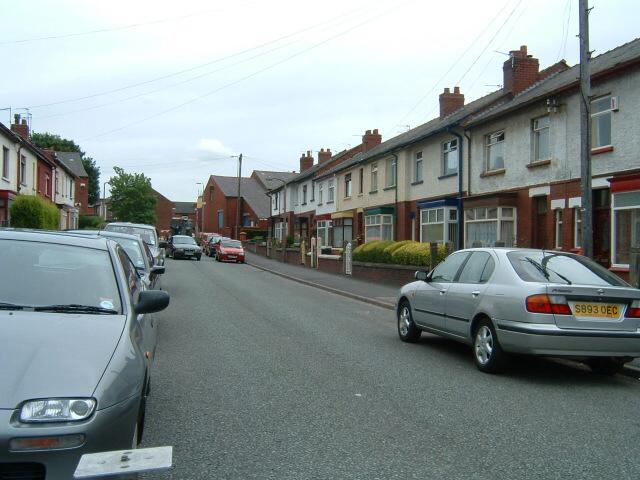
[579,0,593,258]
[235,153,243,239]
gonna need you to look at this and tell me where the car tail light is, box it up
[526,294,571,315]
[626,300,640,318]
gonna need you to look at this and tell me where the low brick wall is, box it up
[352,261,421,287]
[318,255,343,274]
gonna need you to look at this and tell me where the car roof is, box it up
[106,222,156,230]
[172,235,193,239]
[0,228,111,250]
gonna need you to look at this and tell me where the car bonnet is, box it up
[0,311,126,408]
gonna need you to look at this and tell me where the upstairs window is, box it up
[302,185,307,205]
[442,140,458,176]
[20,155,27,186]
[386,158,397,188]
[414,152,423,182]
[485,131,505,171]
[591,96,612,149]
[318,183,324,204]
[359,168,364,194]
[345,173,352,198]
[532,116,550,161]
[2,146,8,179]
[328,180,335,202]
[371,163,378,191]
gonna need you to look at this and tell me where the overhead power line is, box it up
[82,0,418,142]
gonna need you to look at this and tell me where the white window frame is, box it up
[318,183,324,204]
[574,207,582,249]
[532,115,551,162]
[420,207,458,244]
[316,219,331,247]
[364,214,393,242]
[2,146,9,180]
[555,209,563,249]
[20,155,27,186]
[591,95,612,149]
[414,152,423,183]
[328,179,335,202]
[386,158,397,188]
[464,206,516,247]
[442,140,458,176]
[302,184,307,205]
[371,163,378,191]
[484,130,505,172]
[358,168,364,194]
[611,190,640,268]
[345,173,352,198]
[274,221,288,241]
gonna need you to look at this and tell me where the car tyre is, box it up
[197,255,201,261]
[472,318,507,373]
[397,301,421,343]
[587,357,625,376]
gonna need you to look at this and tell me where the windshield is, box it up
[173,236,196,245]
[507,251,629,287]
[0,239,122,312]
[104,224,157,246]
[103,236,147,270]
[221,240,242,248]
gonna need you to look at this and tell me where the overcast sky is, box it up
[2,0,638,201]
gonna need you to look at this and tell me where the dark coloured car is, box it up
[167,235,202,260]
[0,229,170,478]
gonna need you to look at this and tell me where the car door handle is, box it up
[471,291,480,297]
[439,289,446,295]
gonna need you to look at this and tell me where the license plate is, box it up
[228,255,236,259]
[185,252,193,256]
[571,302,621,319]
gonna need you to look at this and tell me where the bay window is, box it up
[365,214,393,242]
[317,220,331,247]
[420,207,457,244]
[333,218,353,247]
[465,206,515,247]
[612,190,640,266]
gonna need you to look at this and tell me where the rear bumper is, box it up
[496,320,640,357]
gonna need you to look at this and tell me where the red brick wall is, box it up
[75,177,90,215]
[153,191,174,234]
[353,262,417,287]
[318,256,343,274]
[201,178,261,238]
[36,159,54,202]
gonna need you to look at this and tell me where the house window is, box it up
[574,207,582,248]
[365,214,393,242]
[591,96,612,149]
[2,147,8,179]
[273,193,278,210]
[328,180,335,202]
[358,168,364,194]
[420,207,457,244]
[386,158,397,188]
[293,186,299,206]
[371,163,378,191]
[465,206,515,247]
[302,185,307,205]
[414,152,423,182]
[555,209,563,248]
[55,171,59,195]
[317,220,331,247]
[20,155,27,186]
[275,221,287,241]
[217,210,224,229]
[345,173,352,198]
[612,190,640,266]
[442,140,458,176]
[532,116,550,161]
[318,183,324,204]
[310,184,315,202]
[333,218,353,247]
[485,131,505,171]
[242,214,252,227]
[209,186,214,201]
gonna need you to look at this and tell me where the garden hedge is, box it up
[10,195,59,230]
[353,240,448,267]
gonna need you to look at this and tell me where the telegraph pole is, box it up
[235,153,243,239]
[579,0,593,258]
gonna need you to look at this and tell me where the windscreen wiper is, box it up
[0,302,27,310]
[34,304,118,314]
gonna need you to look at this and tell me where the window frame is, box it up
[302,184,307,205]
[442,140,458,176]
[555,208,563,249]
[419,206,458,244]
[358,168,364,194]
[370,163,378,191]
[591,95,612,149]
[1,146,9,180]
[611,190,640,268]
[386,158,397,188]
[318,183,324,204]
[574,207,582,249]
[344,173,352,198]
[364,214,393,242]
[328,179,335,203]
[532,115,551,162]
[414,151,423,183]
[464,206,516,248]
[484,130,505,172]
[19,155,27,186]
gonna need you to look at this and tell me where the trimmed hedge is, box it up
[79,215,104,229]
[353,240,448,267]
[10,195,59,230]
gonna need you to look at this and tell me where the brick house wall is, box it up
[74,177,90,215]
[153,190,174,234]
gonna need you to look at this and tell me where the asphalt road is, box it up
[141,256,640,480]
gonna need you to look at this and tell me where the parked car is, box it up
[396,248,640,374]
[0,229,169,478]
[104,222,166,266]
[205,233,223,257]
[216,238,245,263]
[167,235,202,260]
[67,230,165,289]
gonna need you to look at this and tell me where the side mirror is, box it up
[134,290,170,314]
[415,270,429,282]
[151,266,165,275]
[159,241,167,249]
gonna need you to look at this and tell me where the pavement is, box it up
[141,257,640,479]
[245,251,398,310]
[245,251,640,378]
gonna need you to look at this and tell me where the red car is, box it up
[215,238,245,263]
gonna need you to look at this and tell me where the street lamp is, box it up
[266,177,287,242]
[231,154,243,239]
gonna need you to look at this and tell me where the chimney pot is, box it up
[503,45,539,95]
[373,128,378,134]
[362,128,382,152]
[454,86,460,94]
[444,87,450,94]
[439,86,465,118]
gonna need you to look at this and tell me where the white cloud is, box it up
[194,138,236,159]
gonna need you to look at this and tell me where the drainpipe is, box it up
[448,128,464,250]
[391,153,399,241]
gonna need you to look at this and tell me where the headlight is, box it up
[20,398,96,423]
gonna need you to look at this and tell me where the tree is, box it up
[31,132,101,205]
[108,167,156,224]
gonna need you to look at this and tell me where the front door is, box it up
[532,196,548,249]
[593,189,611,267]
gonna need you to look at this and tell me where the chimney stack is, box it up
[300,150,313,172]
[503,45,539,95]
[11,114,30,140]
[318,148,332,164]
[362,129,382,152]
[439,87,465,118]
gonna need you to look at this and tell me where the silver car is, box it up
[0,230,169,478]
[397,248,640,374]
[104,222,166,266]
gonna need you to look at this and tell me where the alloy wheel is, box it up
[474,325,493,365]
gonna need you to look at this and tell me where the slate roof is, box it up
[211,175,272,219]
[252,170,297,191]
[56,151,88,178]
[466,37,640,125]
[173,202,196,214]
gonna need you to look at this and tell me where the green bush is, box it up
[391,242,447,267]
[79,215,104,229]
[381,240,414,263]
[10,195,59,230]
[352,240,395,263]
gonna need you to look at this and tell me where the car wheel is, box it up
[587,357,625,376]
[197,255,201,261]
[397,301,421,343]
[472,318,507,373]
